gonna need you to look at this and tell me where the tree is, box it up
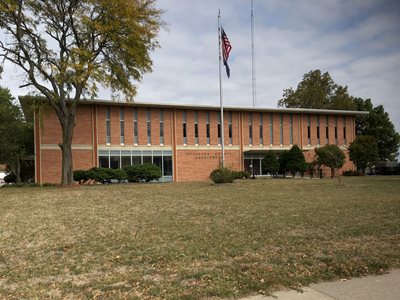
[278,70,356,110]
[262,151,279,177]
[349,136,379,174]
[0,0,163,185]
[354,101,400,161]
[315,145,345,179]
[278,151,291,178]
[286,145,307,177]
[0,87,34,184]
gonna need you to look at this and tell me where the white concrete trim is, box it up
[41,144,93,150]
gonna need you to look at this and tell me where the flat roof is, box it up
[19,96,369,121]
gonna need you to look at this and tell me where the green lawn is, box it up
[1,177,400,299]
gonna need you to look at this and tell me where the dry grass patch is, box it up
[0,176,400,299]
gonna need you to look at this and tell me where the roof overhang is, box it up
[18,96,369,119]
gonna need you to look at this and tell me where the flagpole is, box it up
[218,10,225,167]
[251,0,257,107]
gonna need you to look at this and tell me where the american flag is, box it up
[221,27,232,78]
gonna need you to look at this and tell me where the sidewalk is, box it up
[241,270,400,300]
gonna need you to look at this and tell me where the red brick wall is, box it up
[176,149,241,181]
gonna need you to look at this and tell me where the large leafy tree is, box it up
[279,70,400,161]
[0,87,33,183]
[0,0,163,185]
[349,136,379,174]
[315,144,345,178]
[286,145,307,177]
[278,70,356,110]
[354,102,400,161]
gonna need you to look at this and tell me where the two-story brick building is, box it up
[20,97,367,184]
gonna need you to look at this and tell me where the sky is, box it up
[1,0,400,133]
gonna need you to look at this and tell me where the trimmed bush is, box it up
[4,173,16,183]
[343,170,364,176]
[232,170,250,179]
[124,164,162,183]
[109,169,128,183]
[210,166,234,184]
[88,168,111,183]
[73,170,91,184]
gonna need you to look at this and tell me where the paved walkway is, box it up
[241,270,400,300]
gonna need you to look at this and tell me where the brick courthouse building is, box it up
[20,97,366,184]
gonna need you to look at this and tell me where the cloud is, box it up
[1,0,399,135]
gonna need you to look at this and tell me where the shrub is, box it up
[343,170,364,176]
[232,170,250,179]
[4,173,16,183]
[124,164,162,183]
[210,166,234,184]
[109,168,128,183]
[88,167,111,184]
[73,170,91,184]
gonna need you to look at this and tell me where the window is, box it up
[182,111,187,145]
[343,116,347,145]
[334,115,338,145]
[206,111,210,145]
[106,106,111,144]
[110,150,120,169]
[289,114,293,145]
[280,113,283,145]
[194,111,199,145]
[120,107,124,144]
[121,150,131,168]
[228,112,233,145]
[133,109,138,144]
[316,115,320,145]
[217,112,222,145]
[325,115,329,145]
[249,112,253,145]
[307,114,311,145]
[270,113,273,145]
[160,110,164,145]
[259,113,263,145]
[146,109,151,145]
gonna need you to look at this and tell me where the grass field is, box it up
[0,176,400,299]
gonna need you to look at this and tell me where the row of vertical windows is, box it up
[106,108,348,146]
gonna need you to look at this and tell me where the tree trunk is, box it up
[58,114,75,186]
[15,158,21,184]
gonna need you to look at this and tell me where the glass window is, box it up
[194,111,199,145]
[289,114,293,145]
[316,115,320,145]
[206,111,210,145]
[110,156,120,169]
[228,112,233,145]
[121,156,131,168]
[143,156,152,164]
[182,111,187,145]
[146,109,151,145]
[259,113,263,145]
[163,156,173,176]
[99,156,109,168]
[307,114,311,145]
[153,156,162,170]
[270,113,273,145]
[249,112,253,145]
[343,116,347,145]
[133,109,138,144]
[217,112,221,145]
[132,156,141,165]
[326,115,329,144]
[280,113,283,145]
[120,107,124,144]
[106,107,111,144]
[335,115,338,145]
[160,109,164,145]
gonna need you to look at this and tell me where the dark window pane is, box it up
[343,127,346,139]
[183,123,187,138]
[206,124,210,138]
[218,124,221,138]
[229,124,232,138]
[326,127,329,139]
[249,125,252,139]
[253,159,261,175]
[260,125,263,139]
[143,156,152,164]
[163,156,173,176]
[153,156,162,169]
[307,126,311,139]
[160,122,164,138]
[195,123,198,138]
[121,156,131,168]
[335,127,338,139]
[317,126,320,139]
[99,156,109,168]
[132,156,141,165]
[110,156,120,169]
[244,159,252,173]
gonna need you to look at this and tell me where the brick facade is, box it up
[30,100,363,184]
